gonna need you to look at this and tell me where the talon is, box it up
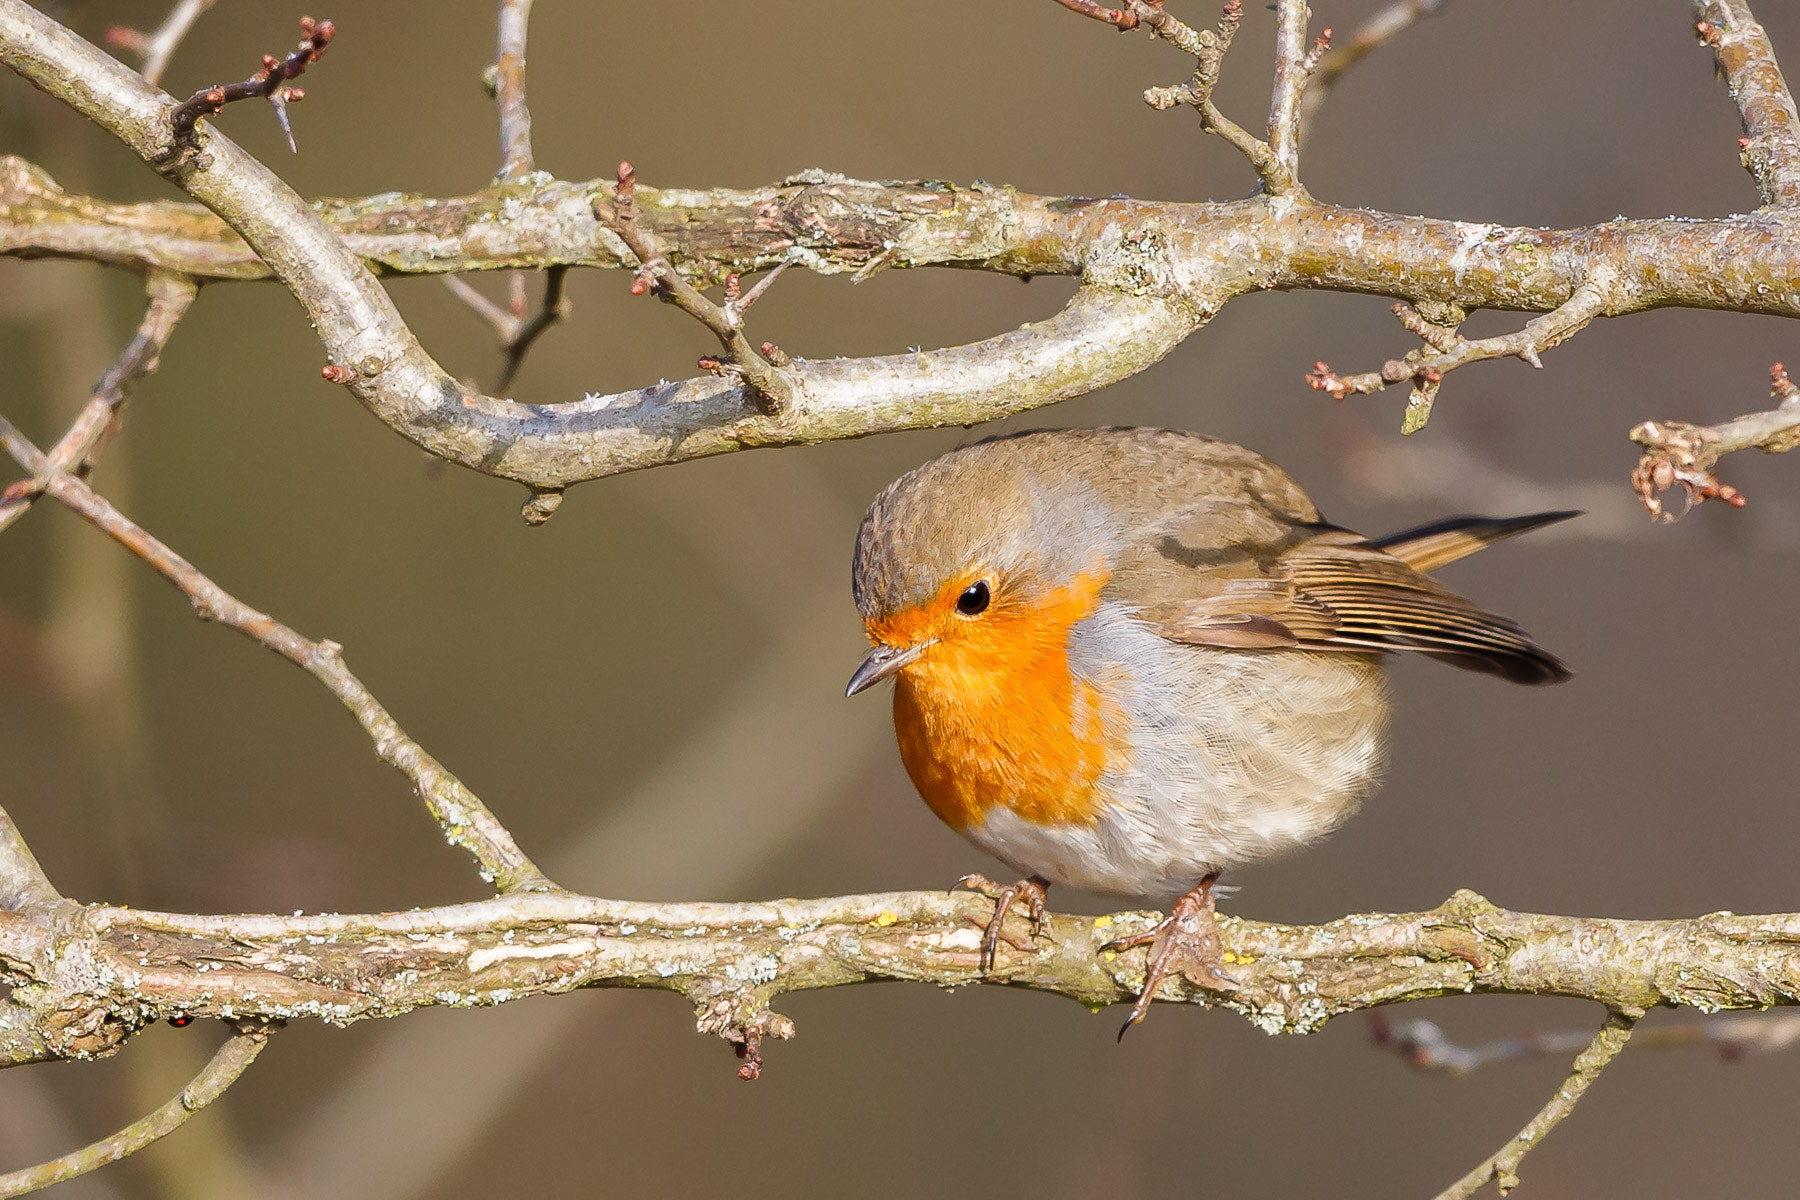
[950,873,1050,972]
[1107,873,1236,1038]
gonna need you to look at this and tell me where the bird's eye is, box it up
[956,580,991,616]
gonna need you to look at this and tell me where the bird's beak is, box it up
[845,640,935,697]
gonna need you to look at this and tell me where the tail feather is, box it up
[1371,511,1580,575]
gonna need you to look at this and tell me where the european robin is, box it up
[846,427,1571,1033]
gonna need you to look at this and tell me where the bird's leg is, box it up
[1104,872,1236,1038]
[952,873,1051,971]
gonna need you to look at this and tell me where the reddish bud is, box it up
[321,364,352,383]
[285,87,306,102]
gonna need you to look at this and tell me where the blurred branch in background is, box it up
[1372,1009,1800,1076]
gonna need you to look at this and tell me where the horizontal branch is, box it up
[2,888,1796,1069]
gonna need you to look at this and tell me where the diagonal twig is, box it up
[1630,359,1800,518]
[1298,0,1446,142]
[1696,0,1800,206]
[0,417,553,894]
[0,1024,273,1199]
[105,0,218,88]
[1432,1011,1638,1200]
[166,15,333,156]
[0,271,196,537]
[594,161,799,413]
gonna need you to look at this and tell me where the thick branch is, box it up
[0,1025,271,1198]
[0,418,552,894]
[1433,1013,1638,1200]
[0,270,195,536]
[1629,359,1800,516]
[1698,0,1800,206]
[1,889,1796,1071]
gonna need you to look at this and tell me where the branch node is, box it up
[162,17,335,164]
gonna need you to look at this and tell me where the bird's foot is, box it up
[1103,873,1236,1039]
[951,873,1050,971]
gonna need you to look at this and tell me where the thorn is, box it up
[1519,346,1544,368]
[269,93,298,153]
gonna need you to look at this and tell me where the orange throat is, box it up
[879,571,1118,832]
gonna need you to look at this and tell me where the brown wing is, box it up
[1117,510,1573,686]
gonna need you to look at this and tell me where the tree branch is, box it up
[1697,0,1800,206]
[1298,0,1446,142]
[1307,280,1610,432]
[1373,1010,1800,1075]
[105,0,218,88]
[0,888,1795,1072]
[0,1023,272,1198]
[1630,360,1800,516]
[0,270,195,536]
[0,803,60,915]
[0,417,553,895]
[492,0,533,181]
[1432,1013,1638,1200]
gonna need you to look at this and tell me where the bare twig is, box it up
[166,15,333,155]
[1373,1011,1800,1075]
[1308,280,1610,432]
[1265,0,1328,185]
[1061,0,1325,195]
[105,0,218,87]
[1697,0,1800,206]
[594,162,799,413]
[0,271,196,537]
[444,266,571,393]
[0,802,60,913]
[0,417,553,894]
[1432,1012,1638,1200]
[493,0,534,180]
[0,1024,272,1198]
[1298,0,1445,141]
[1629,359,1800,517]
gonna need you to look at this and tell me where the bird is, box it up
[844,426,1572,1034]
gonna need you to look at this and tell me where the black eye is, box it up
[956,581,990,616]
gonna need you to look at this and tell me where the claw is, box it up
[951,873,1051,972]
[1108,873,1237,1039]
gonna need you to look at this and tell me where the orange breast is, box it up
[887,571,1118,831]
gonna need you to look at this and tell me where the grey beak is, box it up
[845,640,934,697]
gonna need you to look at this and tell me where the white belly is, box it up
[964,605,1390,903]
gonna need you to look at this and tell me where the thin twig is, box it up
[1629,359,1800,518]
[0,1024,272,1199]
[493,0,533,181]
[0,271,196,537]
[0,417,553,894]
[1432,1012,1638,1200]
[1697,0,1800,206]
[1307,279,1610,431]
[445,265,571,394]
[594,162,798,413]
[1372,1011,1800,1076]
[105,0,218,87]
[1298,0,1445,142]
[165,16,334,155]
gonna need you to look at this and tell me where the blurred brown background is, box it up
[3,1,1799,1196]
